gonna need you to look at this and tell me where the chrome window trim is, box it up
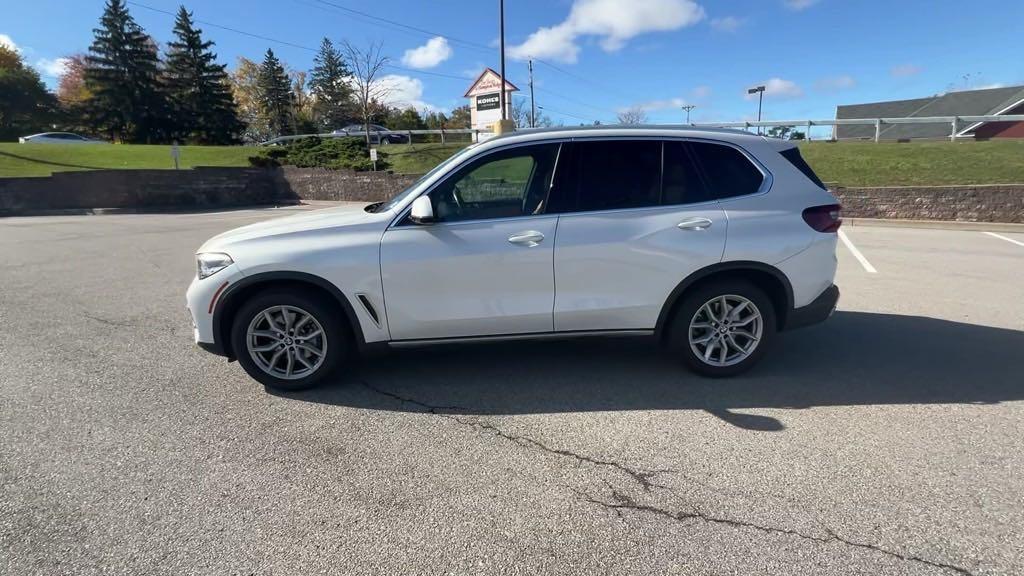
[387,139,570,230]
[386,134,774,229]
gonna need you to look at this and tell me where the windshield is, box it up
[376,145,478,212]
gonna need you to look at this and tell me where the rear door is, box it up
[551,139,728,331]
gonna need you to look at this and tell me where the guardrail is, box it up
[260,128,487,147]
[691,114,1024,142]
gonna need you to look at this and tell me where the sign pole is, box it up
[528,59,536,128]
[499,0,507,121]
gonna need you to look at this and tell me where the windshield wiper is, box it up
[364,202,384,213]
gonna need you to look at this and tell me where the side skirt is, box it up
[387,329,654,348]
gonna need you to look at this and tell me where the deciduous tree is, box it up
[0,45,57,141]
[616,107,648,125]
[340,41,390,146]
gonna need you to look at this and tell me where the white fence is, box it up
[692,114,1024,142]
[260,128,486,147]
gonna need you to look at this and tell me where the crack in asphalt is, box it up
[358,380,672,491]
[577,487,976,575]
[358,381,976,576]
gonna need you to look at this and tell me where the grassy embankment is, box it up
[3,140,1023,187]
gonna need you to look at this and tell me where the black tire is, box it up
[668,280,777,378]
[230,289,348,390]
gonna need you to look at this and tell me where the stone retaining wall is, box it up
[2,166,1022,223]
[833,184,1024,223]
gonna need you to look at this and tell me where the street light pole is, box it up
[499,0,507,121]
[747,85,766,135]
[681,105,696,124]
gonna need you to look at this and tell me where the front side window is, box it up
[424,143,560,223]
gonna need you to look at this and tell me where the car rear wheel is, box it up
[230,290,346,390]
[669,280,776,377]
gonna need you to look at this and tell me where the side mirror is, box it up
[409,196,435,224]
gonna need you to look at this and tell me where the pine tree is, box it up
[308,38,354,131]
[164,6,242,144]
[257,49,293,137]
[83,0,169,142]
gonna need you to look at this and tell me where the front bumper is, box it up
[785,284,839,331]
[185,265,243,356]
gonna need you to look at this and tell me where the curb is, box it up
[846,218,1024,233]
[0,201,305,218]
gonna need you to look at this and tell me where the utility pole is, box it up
[528,58,536,128]
[499,0,507,121]
[747,85,766,135]
[681,105,696,124]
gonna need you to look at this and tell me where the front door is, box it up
[380,143,562,340]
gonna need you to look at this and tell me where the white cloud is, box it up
[0,33,20,52]
[815,75,856,92]
[35,57,71,78]
[691,85,712,99]
[376,74,444,112]
[400,36,453,70]
[891,64,922,78]
[508,0,706,63]
[784,0,819,10]
[710,16,743,32]
[746,78,803,99]
[621,97,689,113]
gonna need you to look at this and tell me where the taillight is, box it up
[802,204,842,233]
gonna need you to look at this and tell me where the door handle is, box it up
[508,231,545,247]
[677,218,713,231]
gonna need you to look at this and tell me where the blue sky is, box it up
[3,0,1022,132]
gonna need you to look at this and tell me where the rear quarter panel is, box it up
[719,139,839,307]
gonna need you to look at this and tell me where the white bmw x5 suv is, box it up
[187,126,840,390]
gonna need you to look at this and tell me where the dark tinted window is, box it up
[780,147,826,190]
[662,142,710,205]
[425,143,559,223]
[689,141,764,199]
[574,140,661,212]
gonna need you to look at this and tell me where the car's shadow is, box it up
[272,312,1024,431]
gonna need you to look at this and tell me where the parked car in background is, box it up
[332,124,410,145]
[187,126,841,390]
[18,132,106,144]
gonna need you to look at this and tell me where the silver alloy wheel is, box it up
[246,305,328,380]
[688,294,763,367]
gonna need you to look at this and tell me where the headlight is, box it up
[197,252,233,280]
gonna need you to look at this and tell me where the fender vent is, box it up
[356,294,381,327]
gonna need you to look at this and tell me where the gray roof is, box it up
[835,85,1024,139]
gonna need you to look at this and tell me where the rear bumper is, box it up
[785,284,839,331]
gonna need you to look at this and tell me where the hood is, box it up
[199,203,376,252]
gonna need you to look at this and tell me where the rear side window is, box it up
[573,140,661,212]
[689,141,765,199]
[780,147,827,190]
[662,142,711,205]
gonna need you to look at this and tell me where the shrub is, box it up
[248,136,390,171]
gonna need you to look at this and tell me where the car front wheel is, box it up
[669,280,776,377]
[230,290,346,390]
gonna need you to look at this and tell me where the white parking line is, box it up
[982,231,1024,248]
[838,229,878,274]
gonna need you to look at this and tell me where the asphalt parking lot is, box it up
[2,205,1022,575]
